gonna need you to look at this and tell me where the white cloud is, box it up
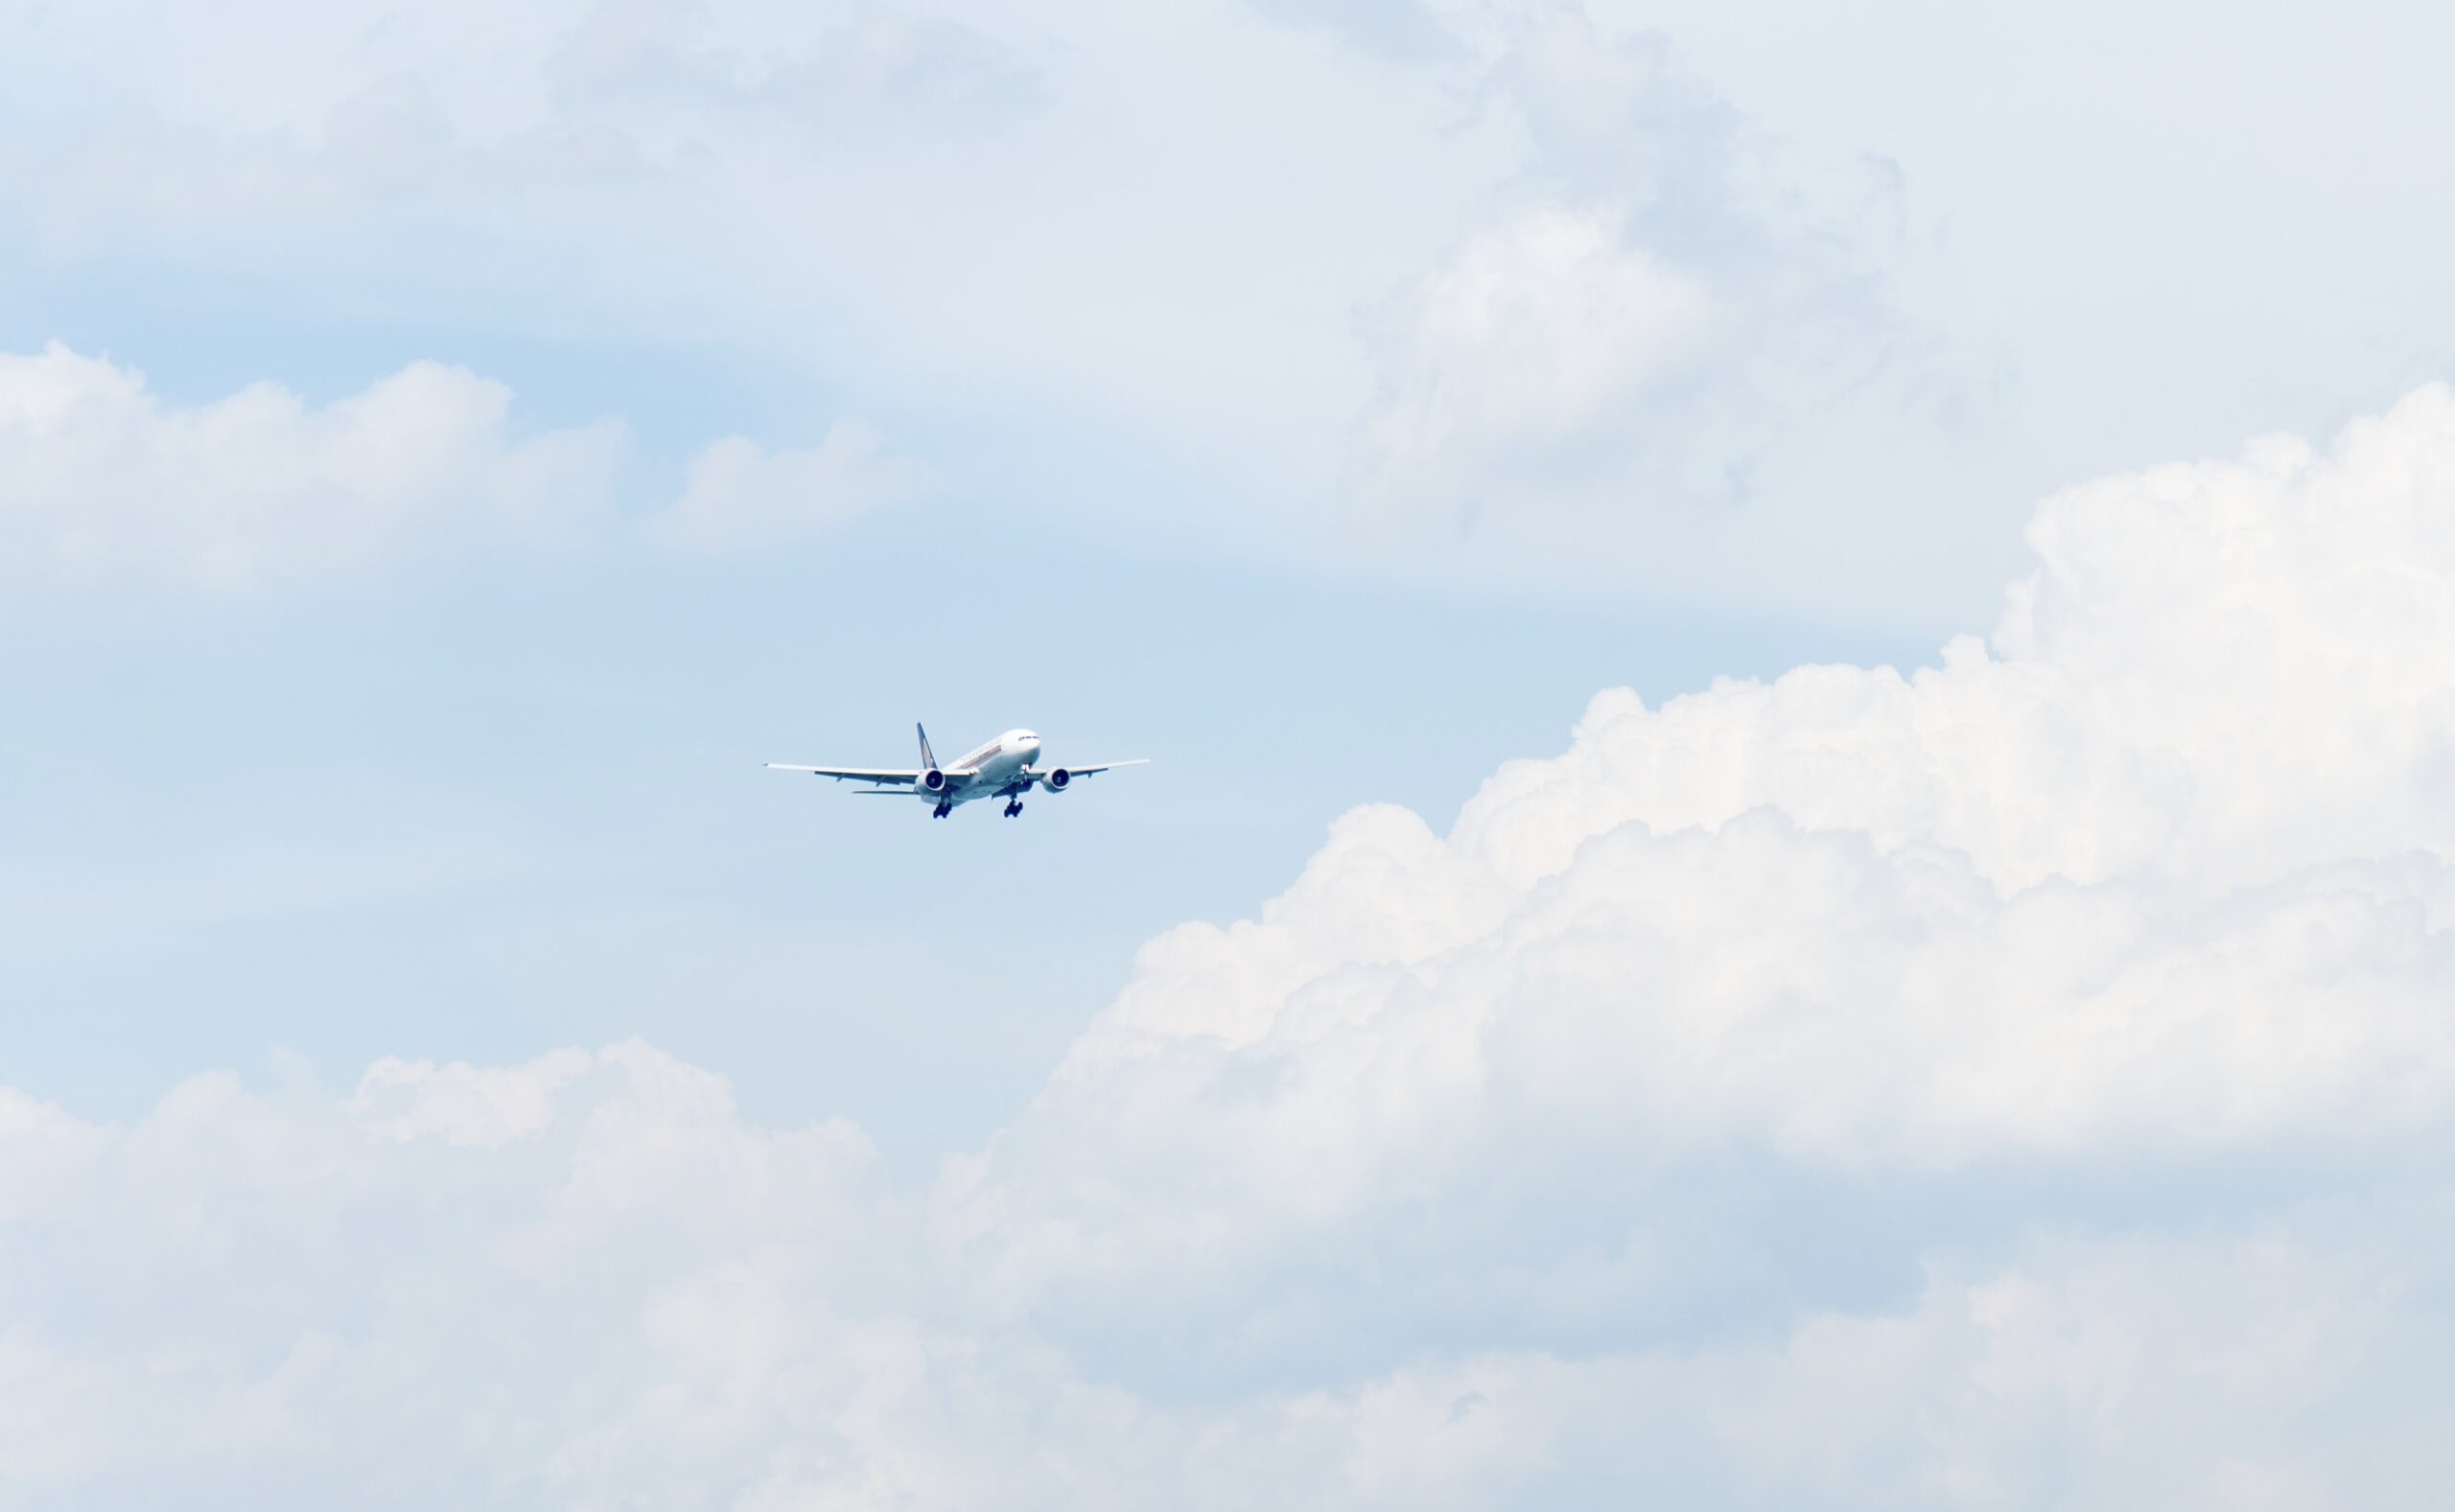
[0,343,622,590]
[958,381,2455,1443]
[652,423,933,553]
[0,343,924,590]
[1,1062,2444,1506]
[13,389,2455,1501]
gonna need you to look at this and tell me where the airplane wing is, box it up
[1049,759,1150,778]
[765,764,922,785]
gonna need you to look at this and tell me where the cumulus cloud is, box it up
[12,389,2455,1502]
[0,343,924,590]
[0,343,622,590]
[953,386,2455,1384]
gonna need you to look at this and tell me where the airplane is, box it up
[766,724,1148,819]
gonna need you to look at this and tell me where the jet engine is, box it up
[1039,768,1072,793]
[919,768,948,795]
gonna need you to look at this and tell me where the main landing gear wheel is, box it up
[1003,801,1024,818]
[932,801,951,819]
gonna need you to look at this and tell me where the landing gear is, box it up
[1003,801,1024,818]
[932,801,951,819]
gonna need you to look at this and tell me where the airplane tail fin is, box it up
[917,722,938,771]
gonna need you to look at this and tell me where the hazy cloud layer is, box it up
[0,0,1936,610]
[655,423,934,554]
[14,0,2455,628]
[10,389,2455,1503]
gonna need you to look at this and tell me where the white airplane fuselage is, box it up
[926,729,1043,809]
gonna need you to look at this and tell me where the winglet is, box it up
[917,722,938,771]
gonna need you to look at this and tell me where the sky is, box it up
[6,1,2455,1505]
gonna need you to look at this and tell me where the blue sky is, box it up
[9,2,2455,1505]
[3,518,1906,1164]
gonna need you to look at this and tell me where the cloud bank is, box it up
[12,389,2455,1503]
